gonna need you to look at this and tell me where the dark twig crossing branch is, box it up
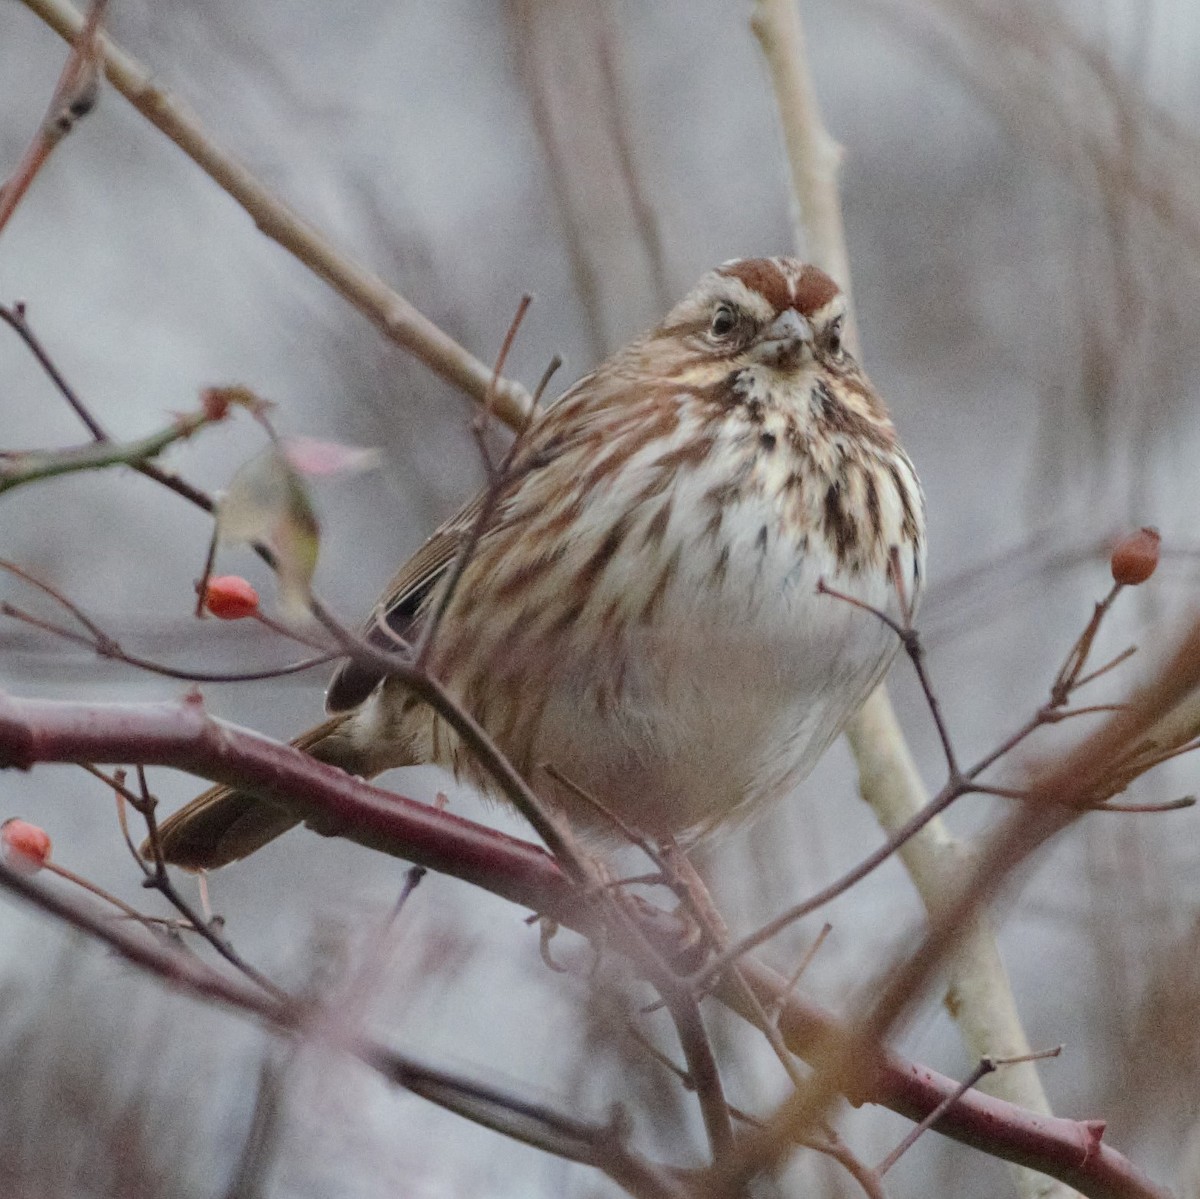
[875,1047,1064,1177]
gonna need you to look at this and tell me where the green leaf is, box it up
[217,447,319,617]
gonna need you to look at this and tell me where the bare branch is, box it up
[0,690,1174,1197]
[0,560,337,685]
[0,0,107,236]
[0,862,684,1199]
[0,408,219,495]
[875,1047,1064,1177]
[714,619,1200,1198]
[17,0,533,430]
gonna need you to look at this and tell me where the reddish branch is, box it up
[0,690,1172,1199]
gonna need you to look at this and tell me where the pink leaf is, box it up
[280,436,381,478]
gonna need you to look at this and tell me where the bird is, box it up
[154,257,925,870]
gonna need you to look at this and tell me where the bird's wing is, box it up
[323,369,608,713]
[324,493,485,712]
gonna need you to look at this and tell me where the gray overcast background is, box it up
[2,2,1199,1196]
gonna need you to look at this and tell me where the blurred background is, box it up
[1,0,1199,1195]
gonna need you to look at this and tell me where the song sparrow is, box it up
[156,257,926,868]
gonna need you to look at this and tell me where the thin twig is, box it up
[105,766,152,877]
[542,762,668,875]
[0,599,337,684]
[964,711,1045,781]
[1,554,336,680]
[193,523,221,620]
[767,923,832,1024]
[1043,703,1129,722]
[623,1022,762,1128]
[41,859,153,924]
[390,864,427,921]
[805,1129,887,1199]
[875,1047,1064,1177]
[0,556,110,641]
[413,296,536,670]
[659,845,812,1099]
[691,776,964,990]
[529,353,564,411]
[646,950,882,1195]
[0,0,108,236]
[0,860,684,1199]
[0,302,237,512]
[818,576,959,780]
[1050,582,1123,705]
[0,409,218,495]
[79,763,290,1003]
[1073,644,1138,690]
[473,293,533,474]
[0,303,104,437]
[1097,795,1195,813]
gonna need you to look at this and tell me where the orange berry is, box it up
[1110,527,1161,586]
[203,575,260,619]
[2,819,52,874]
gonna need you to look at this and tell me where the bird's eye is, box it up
[825,317,845,358]
[710,304,738,339]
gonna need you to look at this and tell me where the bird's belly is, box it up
[511,508,911,840]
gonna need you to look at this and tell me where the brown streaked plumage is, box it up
[153,257,926,869]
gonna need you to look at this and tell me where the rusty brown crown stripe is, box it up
[717,259,840,317]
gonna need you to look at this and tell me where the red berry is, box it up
[203,575,260,619]
[1110,527,1161,586]
[2,819,52,874]
[199,388,232,422]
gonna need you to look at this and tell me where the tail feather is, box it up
[150,713,368,870]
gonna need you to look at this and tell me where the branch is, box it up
[699,567,1184,989]
[16,0,533,431]
[0,408,217,495]
[875,1047,1063,1178]
[717,613,1200,1199]
[0,862,685,1199]
[750,0,855,334]
[847,692,1071,1184]
[0,689,1173,1198]
[0,0,107,237]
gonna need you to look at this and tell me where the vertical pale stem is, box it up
[750,3,1073,1196]
[750,0,857,345]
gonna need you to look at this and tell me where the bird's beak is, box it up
[750,309,813,368]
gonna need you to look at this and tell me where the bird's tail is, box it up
[149,713,376,870]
